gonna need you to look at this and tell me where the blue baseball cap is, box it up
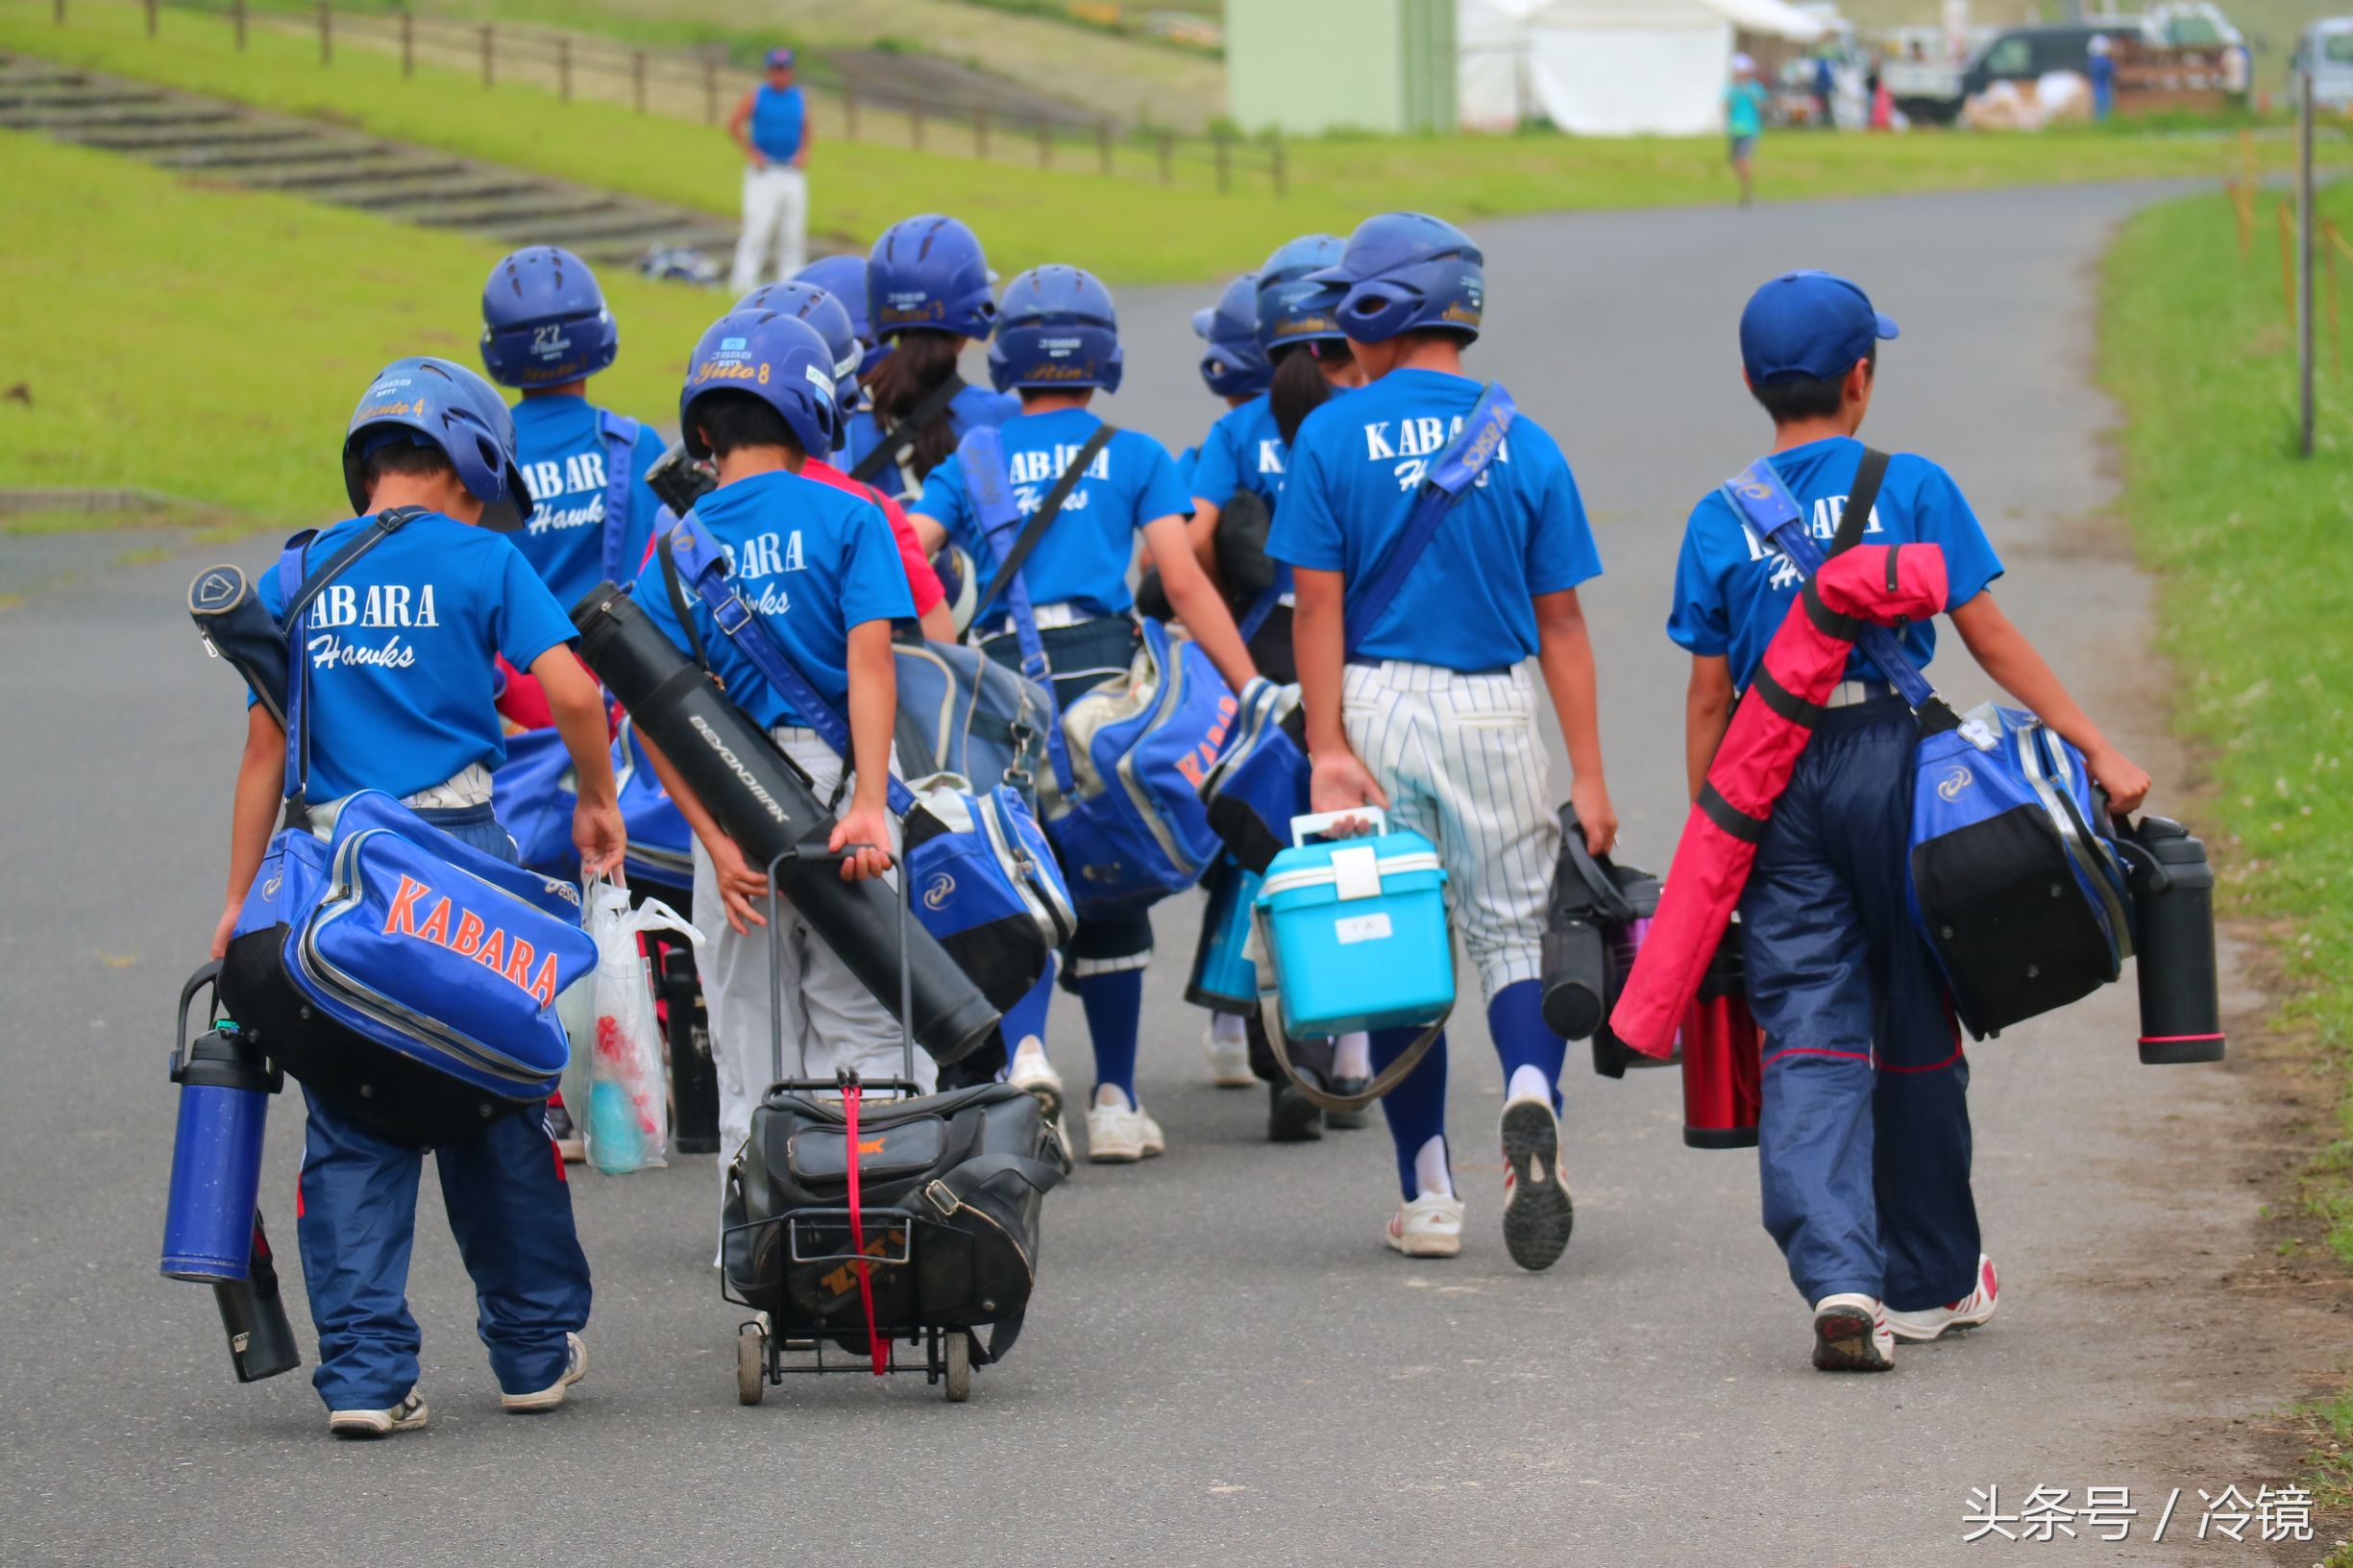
[766,46,796,70]
[1739,271,1900,385]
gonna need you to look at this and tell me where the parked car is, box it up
[1959,20,2155,100]
[2290,18,2353,110]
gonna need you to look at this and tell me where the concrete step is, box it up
[89,123,336,158]
[0,85,166,111]
[412,190,633,231]
[231,155,468,190]
[572,227,737,266]
[0,101,240,132]
[135,134,381,167]
[339,170,545,208]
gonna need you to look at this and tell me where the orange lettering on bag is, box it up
[413,896,452,946]
[451,911,485,956]
[381,875,430,936]
[474,928,505,973]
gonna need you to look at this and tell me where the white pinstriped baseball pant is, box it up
[1341,658,1560,1004]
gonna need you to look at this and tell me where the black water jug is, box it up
[2118,817,2225,1066]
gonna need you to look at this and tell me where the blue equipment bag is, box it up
[213,515,594,1146]
[889,634,1055,803]
[494,716,694,892]
[1197,385,1518,875]
[956,427,1237,919]
[1722,454,2132,1040]
[659,520,1073,1011]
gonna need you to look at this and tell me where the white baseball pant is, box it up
[1340,658,1561,1003]
[730,164,808,294]
[691,728,934,1206]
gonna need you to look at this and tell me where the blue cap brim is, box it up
[1875,311,1900,341]
[1302,262,1354,286]
[1190,306,1215,340]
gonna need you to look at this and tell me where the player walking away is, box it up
[1273,213,1615,1270]
[845,215,1021,501]
[909,265,1261,1165]
[1670,271,2149,1369]
[210,356,625,1435]
[628,310,919,1210]
[1727,54,1770,207]
[729,47,813,293]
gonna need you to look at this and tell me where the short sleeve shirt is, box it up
[506,394,671,609]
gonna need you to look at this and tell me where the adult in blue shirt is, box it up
[911,265,1260,1168]
[728,47,813,293]
[1273,212,1613,1275]
[840,214,1020,501]
[630,311,923,1198]
[210,356,622,1438]
[1670,270,2149,1371]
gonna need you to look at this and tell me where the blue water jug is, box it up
[161,962,282,1283]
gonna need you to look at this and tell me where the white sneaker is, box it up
[1811,1294,1896,1372]
[328,1386,428,1438]
[1008,1037,1066,1124]
[1203,1021,1255,1089]
[1886,1255,1999,1343]
[1086,1086,1165,1164]
[501,1332,588,1411]
[1384,1191,1465,1259]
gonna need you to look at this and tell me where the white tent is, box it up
[1459,0,1828,136]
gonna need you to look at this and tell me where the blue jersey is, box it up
[1667,436,2003,690]
[507,394,669,609]
[841,382,1019,500]
[1189,393,1287,514]
[1270,368,1602,673]
[750,84,805,163]
[911,406,1192,619]
[257,512,575,802]
[632,468,914,730]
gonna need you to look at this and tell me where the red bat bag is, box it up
[1609,540,1949,1058]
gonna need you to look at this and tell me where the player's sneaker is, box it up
[1498,1094,1575,1272]
[1085,1087,1164,1164]
[1885,1255,1999,1343]
[1811,1294,1896,1372]
[1204,1021,1255,1088]
[1323,1076,1371,1131]
[1008,1038,1066,1128]
[1267,1077,1324,1142]
[502,1333,588,1412]
[1385,1191,1465,1258]
[329,1387,429,1438]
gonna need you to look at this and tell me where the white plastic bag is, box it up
[580,877,703,1175]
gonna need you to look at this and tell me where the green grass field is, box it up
[3,0,2329,286]
[2102,185,2353,1535]
[0,129,719,530]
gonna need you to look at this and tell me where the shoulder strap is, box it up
[955,428,1075,798]
[1345,383,1516,658]
[847,373,968,486]
[659,515,916,815]
[597,410,643,590]
[654,525,713,674]
[965,423,1117,629]
[280,506,428,805]
[1717,450,1948,720]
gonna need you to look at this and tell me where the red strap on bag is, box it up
[841,1083,887,1377]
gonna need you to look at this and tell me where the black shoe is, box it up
[1498,1095,1574,1272]
[1267,1080,1324,1142]
[1324,1076,1371,1130]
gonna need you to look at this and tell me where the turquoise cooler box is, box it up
[1253,811,1454,1037]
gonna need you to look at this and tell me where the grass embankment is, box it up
[0,0,2327,285]
[0,130,720,531]
[2103,188,2353,1534]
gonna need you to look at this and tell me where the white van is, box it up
[2292,18,2353,110]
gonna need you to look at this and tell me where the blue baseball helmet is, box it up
[478,246,618,389]
[342,356,532,529]
[734,281,865,439]
[990,265,1122,394]
[1192,273,1269,399]
[1307,212,1484,345]
[868,214,997,342]
[1256,233,1348,354]
[792,253,888,367]
[678,309,841,464]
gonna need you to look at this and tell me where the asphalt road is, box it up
[1,182,2311,1567]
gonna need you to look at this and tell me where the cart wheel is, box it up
[736,1331,766,1406]
[944,1331,971,1403]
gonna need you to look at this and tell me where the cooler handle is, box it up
[1290,808,1387,846]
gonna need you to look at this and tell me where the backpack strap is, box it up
[955,427,1078,801]
[280,506,428,808]
[1718,451,1956,730]
[964,423,1117,629]
[596,409,643,591]
[847,373,968,487]
[1343,384,1516,659]
[658,513,918,816]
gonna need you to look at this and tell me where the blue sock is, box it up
[1372,1026,1449,1199]
[1076,968,1144,1104]
[999,960,1057,1062]
[1487,980,1567,1112]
